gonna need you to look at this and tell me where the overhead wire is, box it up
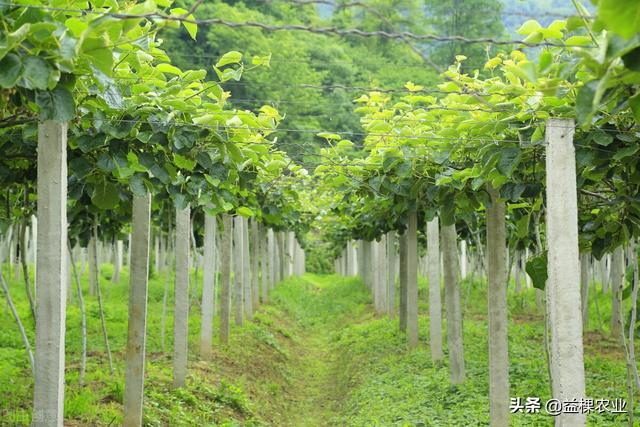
[0,2,597,48]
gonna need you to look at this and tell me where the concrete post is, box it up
[33,121,67,427]
[242,217,252,320]
[123,193,152,426]
[268,228,275,290]
[260,225,268,303]
[233,217,244,326]
[427,217,443,363]
[545,118,586,426]
[399,232,408,332]
[386,232,396,319]
[407,212,419,348]
[173,206,190,388]
[379,235,388,315]
[486,185,509,426]
[219,215,232,345]
[442,221,465,384]
[611,246,624,339]
[200,214,216,360]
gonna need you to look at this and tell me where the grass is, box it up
[0,262,637,426]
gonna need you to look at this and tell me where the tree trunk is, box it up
[123,194,152,426]
[486,185,509,426]
[220,215,233,345]
[427,216,443,363]
[200,214,217,360]
[442,221,465,384]
[173,206,190,388]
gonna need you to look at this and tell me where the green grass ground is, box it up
[0,264,636,426]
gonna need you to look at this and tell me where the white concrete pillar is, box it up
[406,212,419,348]
[233,216,244,326]
[442,221,465,384]
[427,217,443,363]
[219,215,233,345]
[545,118,585,426]
[200,214,217,360]
[33,121,68,427]
[123,193,152,426]
[386,232,396,318]
[242,217,252,320]
[173,206,190,388]
[486,185,509,426]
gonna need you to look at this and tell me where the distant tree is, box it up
[163,0,438,165]
[423,0,506,71]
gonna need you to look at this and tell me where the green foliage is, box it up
[525,251,548,290]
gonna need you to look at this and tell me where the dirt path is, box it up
[278,275,365,426]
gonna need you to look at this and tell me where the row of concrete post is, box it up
[331,119,589,426]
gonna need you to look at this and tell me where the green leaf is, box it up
[0,53,22,88]
[496,147,522,177]
[613,145,640,161]
[592,132,614,146]
[174,153,197,171]
[216,51,243,68]
[156,63,183,75]
[538,51,552,73]
[129,174,148,197]
[516,20,542,36]
[35,87,76,122]
[92,181,120,209]
[75,134,106,153]
[504,62,537,83]
[526,252,548,290]
[317,132,341,140]
[630,92,640,122]
[575,80,598,127]
[173,193,189,210]
[170,8,198,40]
[182,70,207,82]
[0,24,30,61]
[516,214,530,238]
[237,206,254,217]
[622,47,640,72]
[565,35,594,47]
[598,0,640,39]
[81,38,113,76]
[22,56,51,90]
